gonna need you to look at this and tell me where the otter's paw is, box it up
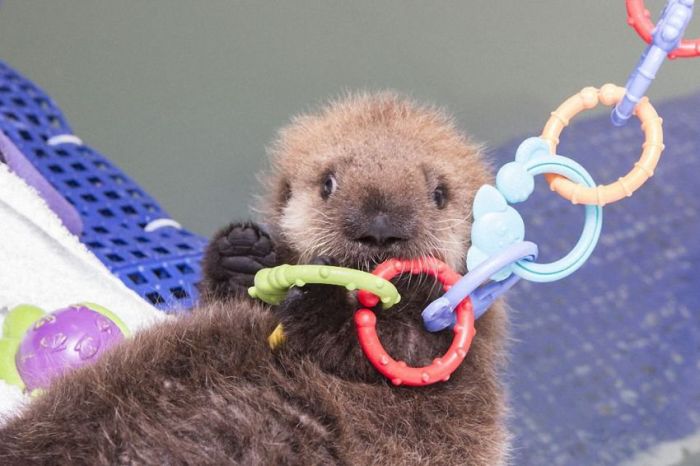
[200,222,277,301]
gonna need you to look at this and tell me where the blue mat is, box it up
[493,92,700,465]
[1,60,698,464]
[0,61,207,311]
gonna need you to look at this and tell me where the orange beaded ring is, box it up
[541,84,664,206]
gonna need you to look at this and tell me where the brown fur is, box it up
[0,92,508,465]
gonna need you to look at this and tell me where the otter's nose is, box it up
[357,213,408,247]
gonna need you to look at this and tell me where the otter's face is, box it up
[279,156,469,270]
[263,93,491,272]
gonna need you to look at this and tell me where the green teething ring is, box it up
[249,264,401,309]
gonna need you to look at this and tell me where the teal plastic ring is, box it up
[512,155,603,282]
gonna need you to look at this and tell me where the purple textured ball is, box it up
[16,305,125,390]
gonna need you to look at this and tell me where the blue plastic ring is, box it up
[513,155,603,283]
[422,241,538,332]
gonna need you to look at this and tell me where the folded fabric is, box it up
[0,163,164,421]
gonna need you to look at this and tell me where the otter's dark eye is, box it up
[321,173,337,200]
[432,184,448,209]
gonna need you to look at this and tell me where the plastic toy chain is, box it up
[613,0,695,126]
[355,258,474,387]
[467,139,603,283]
[544,84,664,206]
[424,0,698,330]
[249,264,401,348]
[249,264,401,307]
[626,0,699,59]
[423,242,538,332]
[423,143,604,332]
[250,260,476,386]
[250,1,698,386]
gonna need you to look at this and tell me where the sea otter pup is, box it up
[0,92,508,465]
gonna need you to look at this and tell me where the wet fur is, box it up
[0,93,509,465]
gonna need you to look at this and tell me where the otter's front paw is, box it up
[200,222,277,301]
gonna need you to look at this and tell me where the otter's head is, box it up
[259,92,491,272]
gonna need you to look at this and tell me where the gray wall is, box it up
[1,1,698,237]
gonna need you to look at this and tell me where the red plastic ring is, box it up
[626,0,700,58]
[355,258,475,387]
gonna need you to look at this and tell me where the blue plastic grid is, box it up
[0,61,207,312]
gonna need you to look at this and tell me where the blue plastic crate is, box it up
[0,61,207,312]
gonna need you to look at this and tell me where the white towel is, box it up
[0,163,165,420]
